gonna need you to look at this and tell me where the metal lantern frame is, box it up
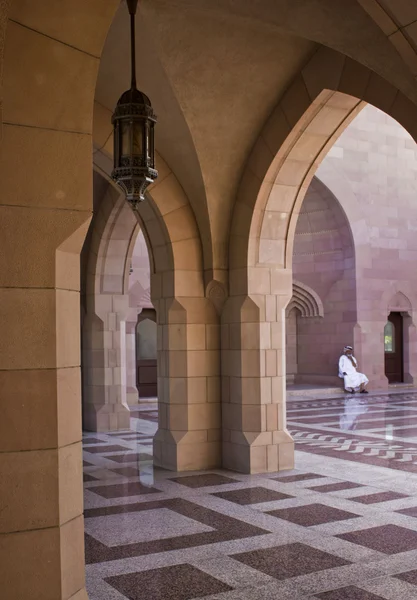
[111,0,158,208]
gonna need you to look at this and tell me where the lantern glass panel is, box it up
[121,121,130,156]
[121,120,143,157]
[132,122,143,155]
[149,124,154,166]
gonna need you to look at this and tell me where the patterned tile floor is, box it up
[84,393,417,599]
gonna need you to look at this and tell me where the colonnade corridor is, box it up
[8,1,417,598]
[81,390,417,600]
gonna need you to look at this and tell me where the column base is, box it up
[83,403,130,432]
[126,387,139,406]
[222,430,294,474]
[153,429,221,471]
[69,590,89,600]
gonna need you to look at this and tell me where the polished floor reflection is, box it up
[84,395,417,600]
[288,392,417,473]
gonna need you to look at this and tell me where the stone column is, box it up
[82,293,131,431]
[0,211,89,600]
[126,316,139,405]
[153,295,222,471]
[221,267,294,474]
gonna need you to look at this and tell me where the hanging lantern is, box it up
[111,0,158,209]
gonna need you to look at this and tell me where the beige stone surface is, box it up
[0,206,91,288]
[3,22,98,131]
[58,443,83,525]
[10,0,119,56]
[0,125,92,211]
[0,288,56,370]
[56,290,81,368]
[0,369,57,452]
[60,515,86,600]
[0,449,59,533]
[0,527,61,600]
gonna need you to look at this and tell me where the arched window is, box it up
[137,318,157,360]
[384,321,395,353]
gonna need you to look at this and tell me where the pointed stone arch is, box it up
[387,291,413,314]
[224,45,417,474]
[383,288,417,386]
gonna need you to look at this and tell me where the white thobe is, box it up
[338,355,369,391]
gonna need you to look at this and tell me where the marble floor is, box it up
[84,393,417,599]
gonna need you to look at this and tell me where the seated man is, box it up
[338,345,369,394]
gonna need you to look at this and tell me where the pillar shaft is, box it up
[0,205,89,599]
[82,293,131,431]
[126,318,140,405]
[153,296,222,471]
[221,268,294,473]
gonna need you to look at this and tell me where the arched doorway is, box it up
[285,306,300,384]
[136,309,158,397]
[384,312,404,383]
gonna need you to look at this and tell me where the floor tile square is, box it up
[337,524,417,554]
[105,453,153,463]
[212,487,293,505]
[267,503,359,527]
[232,542,350,580]
[85,508,214,546]
[273,472,326,483]
[83,473,97,483]
[83,445,129,454]
[315,585,389,599]
[82,437,106,445]
[170,474,238,488]
[310,482,364,493]
[350,491,408,504]
[394,569,417,586]
[105,564,233,600]
[90,482,159,499]
[84,497,269,564]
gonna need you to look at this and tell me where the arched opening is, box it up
[384,292,416,385]
[227,46,417,474]
[285,306,300,384]
[287,178,355,389]
[384,314,403,383]
[136,309,157,397]
[127,231,153,404]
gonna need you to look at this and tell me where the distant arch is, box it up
[387,291,413,314]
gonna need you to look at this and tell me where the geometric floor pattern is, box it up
[84,394,417,599]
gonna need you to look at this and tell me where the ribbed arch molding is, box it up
[287,280,324,318]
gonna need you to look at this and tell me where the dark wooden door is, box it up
[385,312,403,383]
[137,359,157,397]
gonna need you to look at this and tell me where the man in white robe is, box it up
[338,346,369,394]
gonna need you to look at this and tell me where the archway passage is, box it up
[6,2,417,595]
[274,99,417,501]
[286,177,355,389]
[136,309,158,398]
[285,306,300,384]
[385,313,404,384]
